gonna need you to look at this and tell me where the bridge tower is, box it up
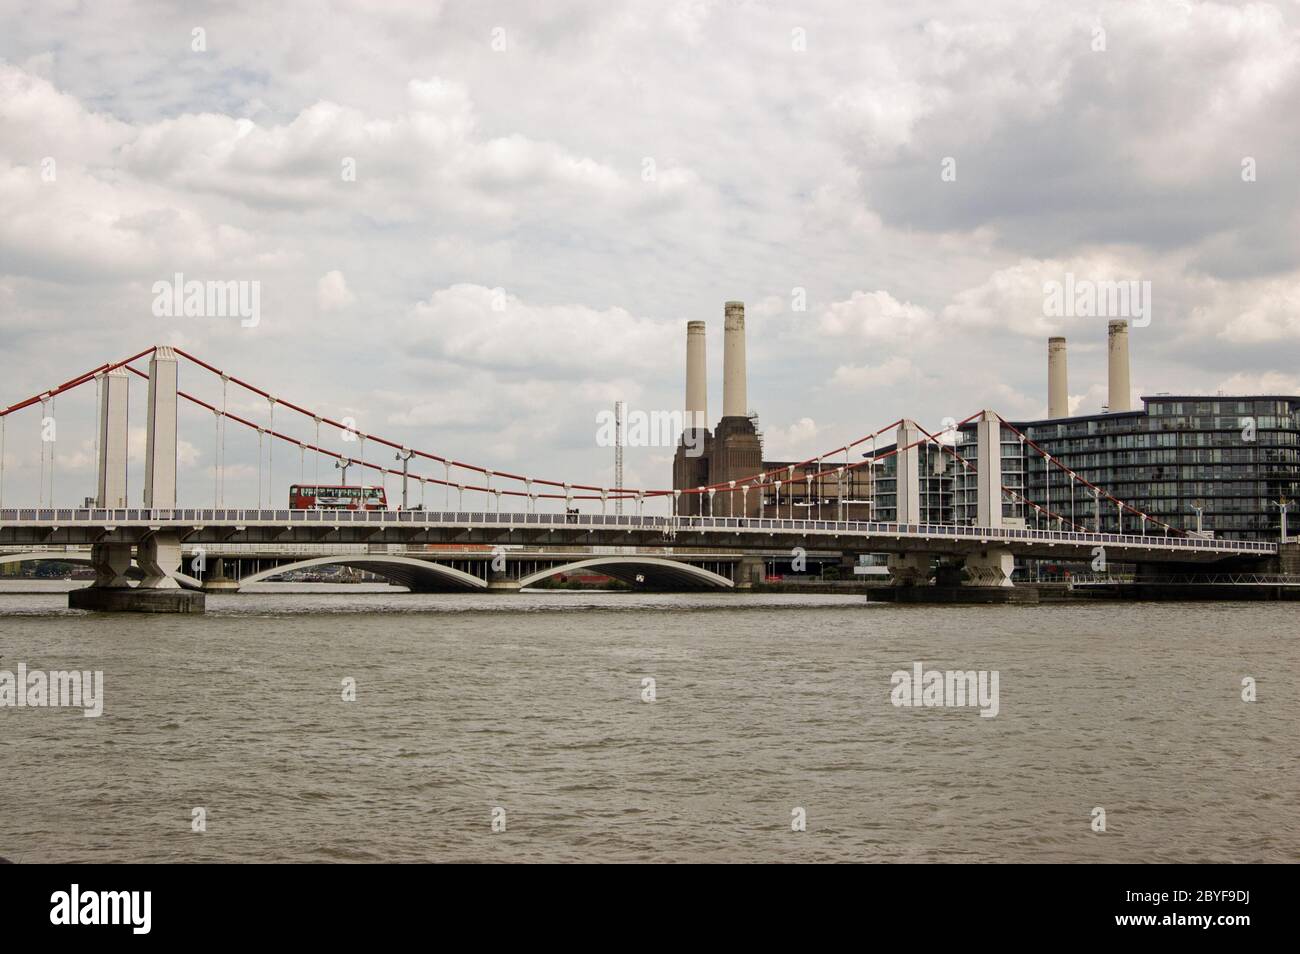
[966,410,1014,586]
[96,367,130,508]
[144,346,179,510]
[893,419,922,524]
[975,410,1003,529]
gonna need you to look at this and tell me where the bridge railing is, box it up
[0,507,1276,554]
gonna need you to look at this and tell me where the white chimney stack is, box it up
[1048,336,1068,418]
[685,320,707,426]
[722,301,747,418]
[1107,320,1131,412]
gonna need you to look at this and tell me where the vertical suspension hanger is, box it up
[256,426,264,509]
[48,393,56,507]
[38,395,49,507]
[212,408,221,508]
[92,373,102,505]
[220,373,229,507]
[267,396,276,507]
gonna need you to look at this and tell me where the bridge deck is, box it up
[0,508,1275,561]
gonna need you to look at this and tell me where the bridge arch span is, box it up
[516,557,734,590]
[237,555,487,591]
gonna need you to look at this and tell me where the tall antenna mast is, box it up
[614,400,625,515]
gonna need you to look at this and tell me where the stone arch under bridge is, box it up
[513,556,734,590]
[235,555,487,591]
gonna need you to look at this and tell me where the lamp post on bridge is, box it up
[395,447,415,510]
[1190,501,1204,536]
[814,458,822,520]
[1273,497,1291,541]
[335,457,352,487]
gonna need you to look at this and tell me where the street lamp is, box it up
[395,447,415,510]
[335,457,352,486]
[1273,497,1291,540]
[1190,501,1204,535]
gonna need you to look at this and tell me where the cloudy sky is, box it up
[2,0,1298,510]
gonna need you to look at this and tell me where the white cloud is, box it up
[317,271,356,311]
[763,417,821,461]
[819,291,933,344]
[830,356,916,390]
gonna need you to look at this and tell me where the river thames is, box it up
[1,587,1295,863]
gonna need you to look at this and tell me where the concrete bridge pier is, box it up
[886,547,1033,603]
[962,547,1015,587]
[486,569,521,592]
[887,552,931,587]
[202,557,241,592]
[734,555,765,589]
[1274,541,1300,575]
[87,542,133,588]
[137,531,182,589]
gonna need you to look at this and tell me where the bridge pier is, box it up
[69,534,206,612]
[879,547,1035,603]
[137,531,182,589]
[483,566,519,591]
[69,585,205,613]
[962,547,1015,587]
[88,542,133,588]
[1273,541,1300,576]
[202,556,240,592]
[734,555,764,589]
[887,552,931,587]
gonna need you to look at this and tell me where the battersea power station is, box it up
[673,304,1300,543]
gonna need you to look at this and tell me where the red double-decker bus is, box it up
[289,484,388,510]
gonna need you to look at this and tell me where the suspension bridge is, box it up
[0,346,1281,611]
